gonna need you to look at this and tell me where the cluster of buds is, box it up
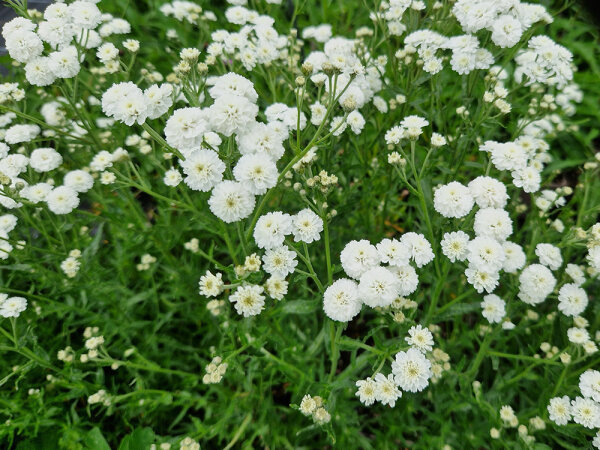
[137,253,157,271]
[299,394,331,425]
[184,238,200,253]
[235,253,262,277]
[57,346,74,363]
[178,437,200,450]
[79,327,105,363]
[202,356,228,384]
[429,348,451,383]
[388,94,406,111]
[390,296,417,323]
[206,299,226,317]
[88,389,111,406]
[126,132,154,155]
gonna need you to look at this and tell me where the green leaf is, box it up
[84,428,111,450]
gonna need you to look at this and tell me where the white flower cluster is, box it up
[159,1,214,24]
[480,137,551,194]
[2,3,131,87]
[324,233,433,322]
[453,0,552,48]
[209,5,288,71]
[548,369,600,430]
[102,82,174,126]
[355,325,438,408]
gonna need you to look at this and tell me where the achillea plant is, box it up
[0,0,599,448]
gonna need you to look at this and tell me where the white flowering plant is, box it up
[0,0,599,448]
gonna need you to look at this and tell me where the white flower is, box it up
[102,82,148,126]
[164,108,210,152]
[374,373,402,407]
[405,324,434,353]
[433,181,474,218]
[565,264,585,286]
[465,264,500,294]
[340,239,380,279]
[46,186,80,215]
[518,264,556,305]
[265,277,288,300]
[209,94,258,137]
[570,397,600,429]
[547,396,571,425]
[64,170,94,193]
[262,246,298,278]
[567,327,590,345]
[208,180,255,223]
[389,265,419,296]
[299,395,317,415]
[233,153,278,195]
[0,214,17,234]
[392,348,432,393]
[376,238,410,267]
[468,176,508,209]
[491,15,523,48]
[467,236,505,272]
[90,151,114,172]
[0,296,27,318]
[237,122,286,162]
[489,141,528,171]
[254,212,293,249]
[355,377,377,406]
[535,243,562,270]
[441,231,470,262]
[580,370,600,403]
[208,72,258,103]
[400,232,434,267]
[199,271,224,297]
[557,283,588,317]
[358,267,399,308]
[29,147,63,173]
[473,208,512,242]
[163,168,182,187]
[24,57,56,86]
[347,110,365,134]
[180,149,225,192]
[4,124,40,144]
[291,209,323,243]
[400,115,429,138]
[502,242,526,273]
[5,30,43,63]
[68,1,103,29]
[144,84,174,119]
[229,284,265,317]
[512,166,541,193]
[481,294,506,324]
[323,278,362,322]
[20,182,53,203]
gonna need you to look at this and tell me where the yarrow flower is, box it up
[392,348,432,393]
[405,325,434,353]
[229,284,265,317]
[323,279,362,322]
